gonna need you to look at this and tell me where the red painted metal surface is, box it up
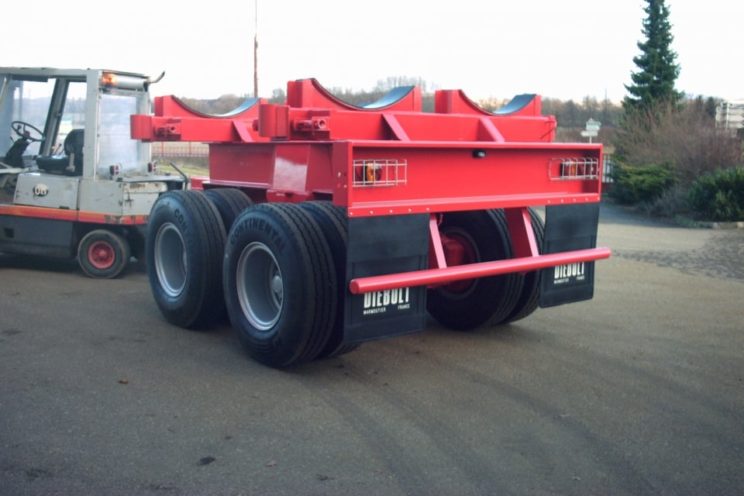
[189,176,207,190]
[131,78,609,288]
[337,142,601,218]
[428,215,447,270]
[88,241,115,269]
[437,230,479,293]
[504,207,539,259]
[132,79,601,217]
[435,90,543,118]
[287,79,422,112]
[350,247,612,294]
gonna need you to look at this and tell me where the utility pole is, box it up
[253,0,259,98]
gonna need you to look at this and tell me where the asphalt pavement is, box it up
[1,203,743,496]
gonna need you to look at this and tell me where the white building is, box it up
[716,100,744,131]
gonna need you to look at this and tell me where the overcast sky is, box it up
[3,1,743,103]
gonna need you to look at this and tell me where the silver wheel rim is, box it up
[236,242,283,331]
[154,223,187,298]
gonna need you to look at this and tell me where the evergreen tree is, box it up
[623,0,681,112]
[704,96,718,120]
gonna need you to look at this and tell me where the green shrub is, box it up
[639,184,691,218]
[688,168,744,221]
[610,162,676,205]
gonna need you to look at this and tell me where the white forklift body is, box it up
[0,67,184,277]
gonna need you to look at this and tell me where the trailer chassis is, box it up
[132,79,610,367]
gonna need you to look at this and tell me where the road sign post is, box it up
[581,118,601,143]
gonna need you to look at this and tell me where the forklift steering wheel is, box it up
[11,120,45,143]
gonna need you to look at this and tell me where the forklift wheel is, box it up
[223,203,337,367]
[78,230,131,279]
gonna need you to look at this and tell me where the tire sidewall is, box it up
[147,193,209,324]
[298,202,356,359]
[204,188,252,231]
[224,208,313,366]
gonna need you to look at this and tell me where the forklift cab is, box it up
[0,68,185,277]
[0,68,152,185]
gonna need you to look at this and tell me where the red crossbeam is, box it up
[349,247,611,294]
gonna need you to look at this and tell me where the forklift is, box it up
[0,68,185,277]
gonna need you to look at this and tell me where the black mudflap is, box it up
[343,214,429,344]
[539,204,600,308]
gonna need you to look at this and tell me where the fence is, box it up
[602,154,614,183]
[152,142,209,159]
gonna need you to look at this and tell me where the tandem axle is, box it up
[132,78,610,367]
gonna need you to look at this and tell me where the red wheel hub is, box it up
[88,241,115,270]
[440,232,478,293]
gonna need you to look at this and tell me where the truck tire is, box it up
[427,209,523,330]
[147,190,226,329]
[224,203,337,367]
[78,229,130,279]
[502,208,545,324]
[299,201,360,359]
[204,188,253,231]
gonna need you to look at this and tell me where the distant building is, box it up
[716,100,744,131]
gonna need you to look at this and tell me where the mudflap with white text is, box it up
[539,203,600,308]
[343,214,429,344]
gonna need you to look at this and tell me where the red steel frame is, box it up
[131,79,610,294]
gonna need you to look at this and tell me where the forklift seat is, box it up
[36,129,84,176]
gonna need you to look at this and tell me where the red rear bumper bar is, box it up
[349,247,611,294]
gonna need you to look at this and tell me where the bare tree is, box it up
[615,100,742,183]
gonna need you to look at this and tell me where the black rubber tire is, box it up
[204,188,253,231]
[223,203,337,367]
[299,201,360,359]
[502,208,545,324]
[146,190,226,329]
[427,209,523,331]
[78,229,130,279]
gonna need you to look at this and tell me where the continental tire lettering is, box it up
[171,207,191,239]
[229,221,245,244]
[238,217,286,253]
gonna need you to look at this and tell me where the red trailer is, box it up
[131,79,610,367]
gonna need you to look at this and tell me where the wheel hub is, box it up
[236,242,283,331]
[88,241,115,270]
[440,230,480,294]
[154,223,187,297]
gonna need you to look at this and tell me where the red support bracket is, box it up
[428,214,447,269]
[504,207,539,258]
[383,113,411,141]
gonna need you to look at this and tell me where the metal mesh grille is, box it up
[549,158,600,181]
[352,159,408,187]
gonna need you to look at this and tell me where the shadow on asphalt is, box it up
[0,253,147,276]
[0,253,78,274]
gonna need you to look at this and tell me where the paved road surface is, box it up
[1,203,743,495]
